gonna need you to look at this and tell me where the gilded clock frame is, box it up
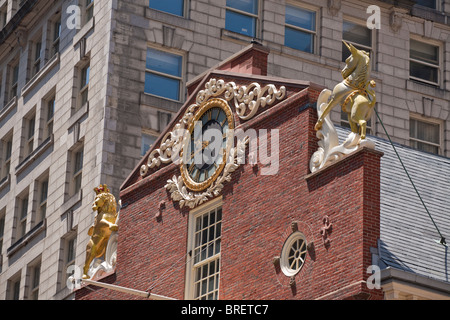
[180,98,235,192]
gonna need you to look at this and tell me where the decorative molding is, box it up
[327,0,341,16]
[389,9,403,33]
[320,215,333,247]
[140,78,286,177]
[165,136,249,209]
[141,78,285,209]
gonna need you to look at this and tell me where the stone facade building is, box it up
[0,0,449,299]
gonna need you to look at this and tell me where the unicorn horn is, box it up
[342,40,351,51]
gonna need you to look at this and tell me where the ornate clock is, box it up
[180,98,235,192]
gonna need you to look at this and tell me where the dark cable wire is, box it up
[374,108,446,246]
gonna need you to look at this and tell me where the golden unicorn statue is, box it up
[309,41,377,173]
[315,40,376,140]
[82,184,119,279]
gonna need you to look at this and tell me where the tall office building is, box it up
[1,0,449,299]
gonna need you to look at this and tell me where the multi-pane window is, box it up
[149,0,185,16]
[10,276,21,300]
[51,20,61,56]
[410,116,442,155]
[29,264,41,300]
[0,210,5,273]
[17,195,29,240]
[32,39,42,77]
[285,5,316,53]
[25,114,35,157]
[342,20,372,62]
[85,0,94,23]
[46,96,55,138]
[141,131,157,157]
[189,206,222,300]
[1,135,12,180]
[63,236,77,286]
[225,0,258,38]
[9,63,19,101]
[410,39,440,86]
[73,148,83,195]
[415,0,438,9]
[80,64,90,108]
[145,48,182,101]
[38,179,48,223]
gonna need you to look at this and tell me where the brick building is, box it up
[75,44,386,300]
[2,0,450,300]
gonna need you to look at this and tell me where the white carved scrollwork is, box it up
[140,78,286,177]
[165,137,249,209]
[310,89,375,173]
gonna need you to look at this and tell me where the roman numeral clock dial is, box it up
[181,98,235,192]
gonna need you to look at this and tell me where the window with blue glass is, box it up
[415,0,437,10]
[225,0,258,38]
[149,0,185,17]
[285,5,316,53]
[145,48,183,101]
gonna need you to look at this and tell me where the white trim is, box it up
[284,2,319,54]
[409,113,443,155]
[409,35,442,87]
[185,197,222,300]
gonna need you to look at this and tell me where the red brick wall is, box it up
[76,84,383,300]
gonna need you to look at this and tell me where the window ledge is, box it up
[411,5,446,24]
[21,53,60,97]
[0,174,10,191]
[68,102,89,130]
[0,96,17,122]
[15,134,54,176]
[145,7,193,30]
[140,92,182,113]
[61,190,83,215]
[406,79,449,100]
[6,219,46,257]
[73,17,95,46]
[221,28,259,44]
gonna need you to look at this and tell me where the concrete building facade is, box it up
[0,0,449,299]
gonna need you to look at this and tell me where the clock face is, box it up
[181,99,234,192]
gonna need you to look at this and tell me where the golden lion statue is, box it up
[82,184,119,279]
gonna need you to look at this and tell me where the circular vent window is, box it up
[280,231,308,277]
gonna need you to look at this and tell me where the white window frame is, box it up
[16,193,29,240]
[415,0,441,11]
[79,63,90,109]
[225,0,260,39]
[284,2,318,54]
[145,46,184,102]
[32,38,42,77]
[28,262,41,300]
[51,19,61,57]
[409,36,442,87]
[185,197,223,300]
[45,95,55,139]
[25,113,36,157]
[342,17,376,64]
[73,147,84,195]
[149,0,187,17]
[9,62,19,101]
[85,0,94,24]
[1,133,12,180]
[38,178,48,224]
[409,113,443,155]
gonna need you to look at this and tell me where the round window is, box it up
[280,231,308,277]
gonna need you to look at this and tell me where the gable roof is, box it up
[120,44,322,191]
[338,126,450,285]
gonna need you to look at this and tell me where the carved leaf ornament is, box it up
[140,79,286,208]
